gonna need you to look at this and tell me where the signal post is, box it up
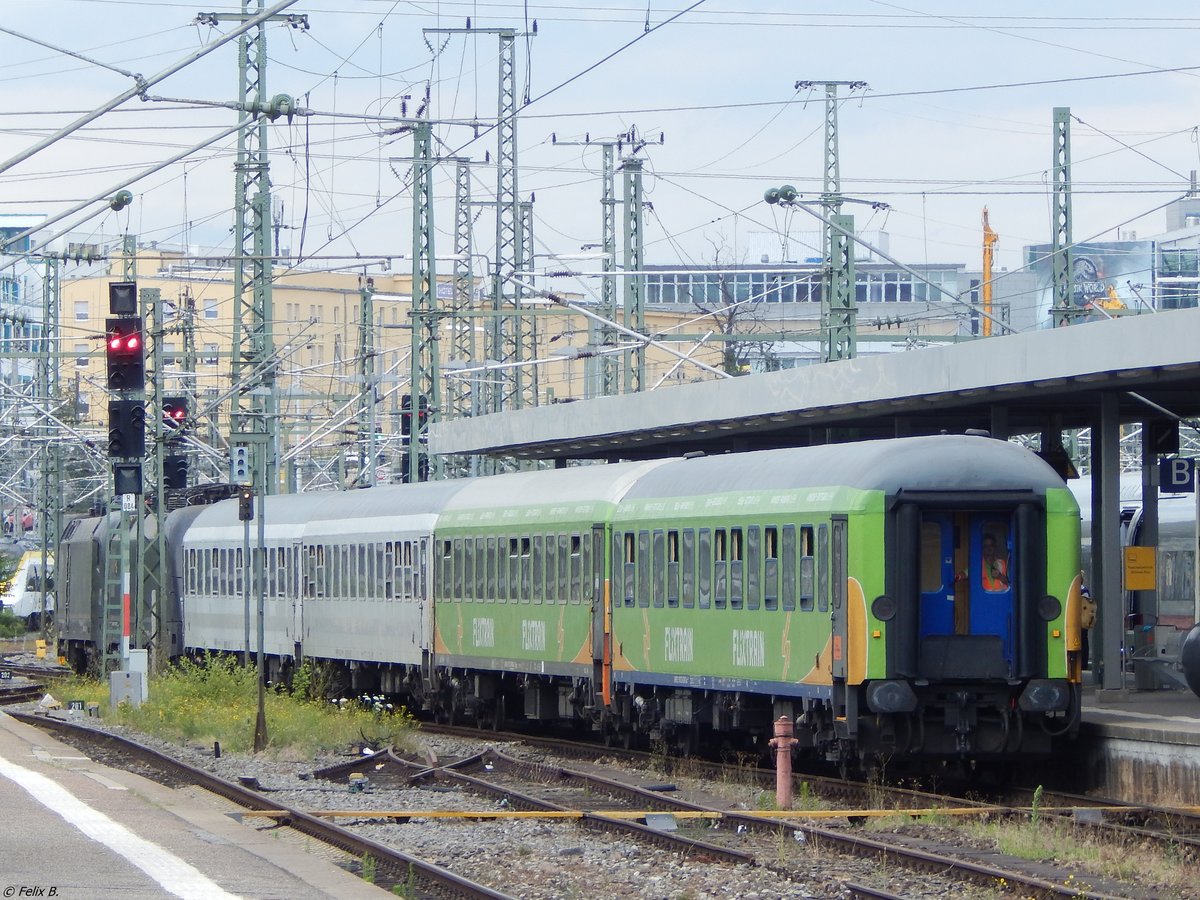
[103,280,145,674]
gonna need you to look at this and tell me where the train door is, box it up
[830,516,848,682]
[418,537,433,653]
[291,540,303,657]
[917,512,1015,675]
[590,523,612,708]
[919,513,956,639]
[970,519,1015,664]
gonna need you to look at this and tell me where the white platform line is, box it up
[0,753,239,900]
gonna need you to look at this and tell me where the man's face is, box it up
[983,539,996,559]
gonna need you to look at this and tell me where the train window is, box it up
[496,537,509,602]
[569,535,582,604]
[475,538,486,600]
[622,532,636,606]
[638,530,651,608]
[463,537,475,603]
[678,530,694,608]
[509,538,521,602]
[283,547,293,600]
[697,529,711,609]
[558,534,570,602]
[235,547,244,597]
[335,546,345,599]
[486,537,497,599]
[800,526,815,611]
[713,529,727,609]
[763,526,778,610]
[652,530,666,608]
[375,545,386,600]
[817,525,829,612]
[383,543,395,600]
[355,544,364,599]
[399,542,411,600]
[314,546,326,600]
[668,530,682,599]
[746,526,761,610]
[529,535,542,604]
[266,548,276,597]
[982,522,1011,593]
[729,527,744,609]
[782,525,796,611]
[453,539,464,600]
[920,523,942,593]
[520,536,532,601]
[540,535,552,604]
[440,540,452,602]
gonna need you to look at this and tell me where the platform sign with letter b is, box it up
[1159,457,1196,493]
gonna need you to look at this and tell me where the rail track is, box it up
[416,723,1172,898]
[9,712,511,900]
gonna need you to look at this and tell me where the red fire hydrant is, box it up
[768,715,798,810]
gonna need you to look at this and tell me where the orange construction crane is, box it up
[981,208,998,336]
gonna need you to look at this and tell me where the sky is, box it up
[4,1,1200,289]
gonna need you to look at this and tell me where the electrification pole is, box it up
[203,5,305,498]
[797,80,865,362]
[36,258,62,642]
[355,275,377,486]
[550,129,661,397]
[408,120,441,484]
[1051,107,1074,327]
[621,156,645,393]
[425,25,535,416]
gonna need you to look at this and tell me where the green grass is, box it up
[60,654,418,757]
[0,610,26,638]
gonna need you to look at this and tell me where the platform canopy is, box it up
[429,307,1200,462]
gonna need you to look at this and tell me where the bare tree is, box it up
[682,239,781,376]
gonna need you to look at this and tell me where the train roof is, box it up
[437,459,673,526]
[187,480,473,530]
[620,435,1068,500]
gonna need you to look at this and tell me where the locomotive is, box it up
[57,434,1083,768]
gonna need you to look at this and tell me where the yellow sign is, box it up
[1123,546,1156,591]
[35,639,46,659]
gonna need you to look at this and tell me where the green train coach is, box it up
[431,434,1083,766]
[60,433,1082,770]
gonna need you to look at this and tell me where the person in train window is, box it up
[981,535,1009,591]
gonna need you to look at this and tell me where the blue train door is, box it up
[970,518,1015,665]
[919,513,956,638]
[918,512,1015,673]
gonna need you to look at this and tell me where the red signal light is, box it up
[105,317,145,390]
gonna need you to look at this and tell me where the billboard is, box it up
[1024,240,1154,325]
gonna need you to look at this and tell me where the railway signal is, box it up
[107,399,146,458]
[108,280,137,315]
[164,454,188,490]
[162,396,188,439]
[112,462,142,496]
[105,317,145,390]
[400,393,430,437]
[230,445,250,483]
[238,485,253,521]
